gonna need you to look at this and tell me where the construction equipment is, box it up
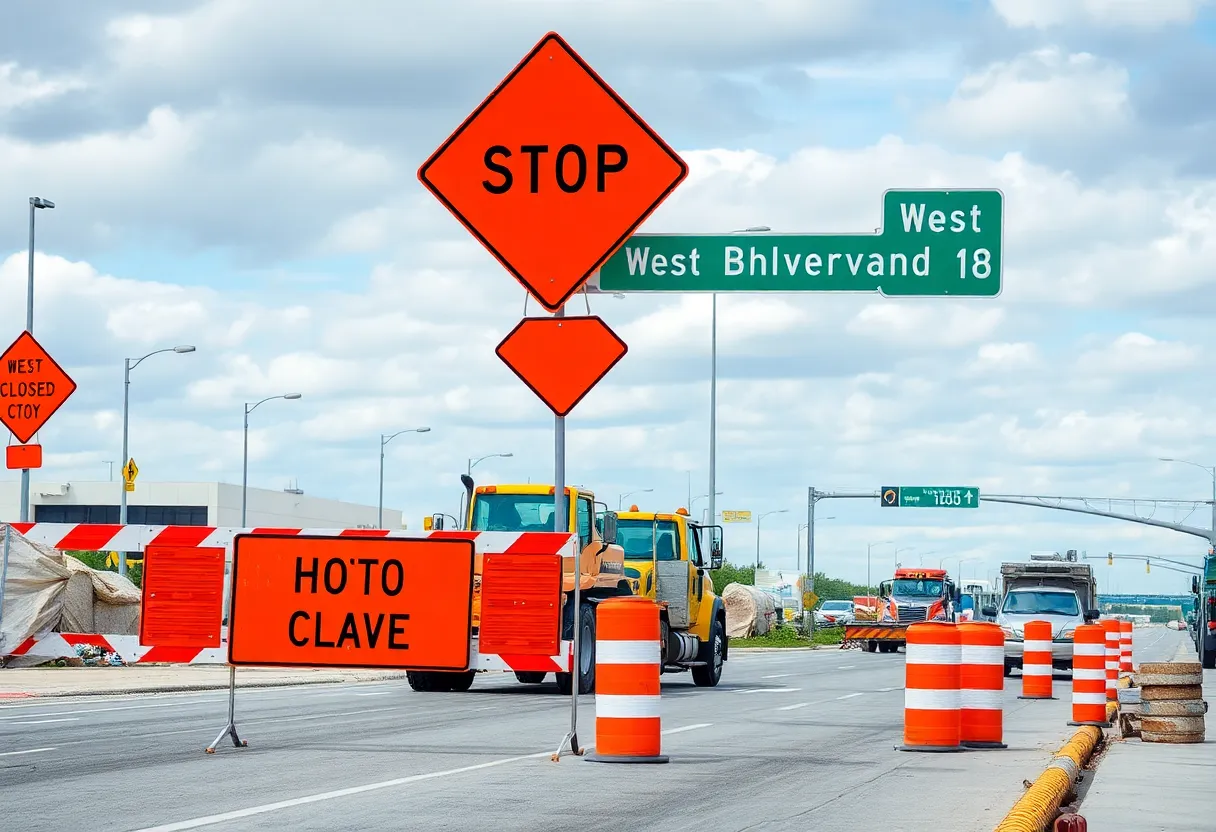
[615,505,728,686]
[843,567,959,652]
[413,477,629,695]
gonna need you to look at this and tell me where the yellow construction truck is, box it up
[615,505,728,686]
[417,477,631,695]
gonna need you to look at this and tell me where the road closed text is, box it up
[228,535,475,671]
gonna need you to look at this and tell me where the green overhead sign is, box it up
[595,189,1003,297]
[881,486,979,509]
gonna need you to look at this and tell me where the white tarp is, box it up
[0,524,140,657]
[721,582,776,639]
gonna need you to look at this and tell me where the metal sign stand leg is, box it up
[206,557,248,753]
[551,305,583,762]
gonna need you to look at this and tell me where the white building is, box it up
[0,480,403,531]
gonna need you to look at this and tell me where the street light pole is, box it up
[242,394,303,527]
[618,488,653,511]
[20,197,54,523]
[756,508,789,568]
[708,225,770,543]
[378,427,432,529]
[118,345,196,576]
[464,452,513,525]
[867,540,894,591]
[1159,457,1216,547]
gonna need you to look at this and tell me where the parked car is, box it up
[815,599,854,626]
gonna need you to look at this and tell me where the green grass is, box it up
[730,624,845,648]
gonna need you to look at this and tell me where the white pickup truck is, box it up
[984,552,1100,677]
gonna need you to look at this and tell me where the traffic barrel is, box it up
[584,596,669,764]
[959,621,1006,749]
[1102,619,1120,701]
[1068,623,1110,727]
[899,621,962,752]
[1018,620,1055,700]
[1118,620,1133,675]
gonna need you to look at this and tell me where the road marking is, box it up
[738,687,802,694]
[835,693,864,701]
[10,717,79,726]
[777,702,809,711]
[662,723,712,735]
[0,747,55,756]
[761,674,791,679]
[837,665,856,670]
[352,692,392,697]
[131,725,716,832]
[876,687,901,692]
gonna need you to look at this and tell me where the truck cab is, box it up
[615,506,729,687]
[878,568,957,625]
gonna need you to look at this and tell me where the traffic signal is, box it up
[1145,559,1151,574]
[1107,552,1113,566]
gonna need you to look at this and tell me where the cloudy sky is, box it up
[4,0,1216,593]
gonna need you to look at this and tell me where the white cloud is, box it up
[924,48,1130,142]
[991,0,1209,29]
[1078,332,1200,374]
[0,62,88,112]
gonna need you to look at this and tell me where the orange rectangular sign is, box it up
[6,443,42,470]
[228,534,475,671]
[140,545,225,648]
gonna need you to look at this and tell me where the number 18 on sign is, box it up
[881,486,979,508]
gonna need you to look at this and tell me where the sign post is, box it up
[418,31,688,760]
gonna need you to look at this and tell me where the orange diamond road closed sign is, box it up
[0,331,77,444]
[418,31,688,311]
[228,534,475,671]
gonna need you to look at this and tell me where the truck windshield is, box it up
[1002,591,1079,616]
[616,519,680,561]
[470,493,556,532]
[892,579,944,597]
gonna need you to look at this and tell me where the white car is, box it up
[814,600,855,626]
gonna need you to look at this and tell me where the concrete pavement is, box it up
[1,644,1098,832]
[0,666,411,697]
[1077,627,1213,831]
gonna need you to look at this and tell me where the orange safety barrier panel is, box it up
[1118,620,1133,675]
[1019,619,1055,700]
[959,621,1007,749]
[1101,619,1120,701]
[1068,623,1110,726]
[584,597,668,764]
[900,621,961,752]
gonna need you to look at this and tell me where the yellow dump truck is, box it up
[615,505,728,686]
[416,477,629,695]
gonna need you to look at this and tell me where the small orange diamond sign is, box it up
[418,32,688,312]
[0,331,77,444]
[495,316,627,417]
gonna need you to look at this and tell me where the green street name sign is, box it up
[881,486,979,508]
[595,189,1003,297]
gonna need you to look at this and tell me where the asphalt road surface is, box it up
[0,627,1193,832]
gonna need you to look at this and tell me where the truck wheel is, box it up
[445,671,476,692]
[692,617,725,687]
[866,641,878,653]
[1203,644,1215,670]
[555,602,597,695]
[406,671,452,692]
[514,671,547,684]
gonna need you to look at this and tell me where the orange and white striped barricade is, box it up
[959,621,1007,749]
[1101,619,1120,701]
[899,621,962,752]
[1068,623,1111,726]
[1018,620,1055,700]
[1119,620,1133,675]
[584,596,668,764]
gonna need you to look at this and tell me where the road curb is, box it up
[729,646,820,653]
[993,724,1104,832]
[0,673,412,698]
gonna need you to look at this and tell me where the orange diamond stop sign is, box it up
[495,316,628,417]
[418,32,688,311]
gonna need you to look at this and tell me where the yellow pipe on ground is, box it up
[993,726,1102,832]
